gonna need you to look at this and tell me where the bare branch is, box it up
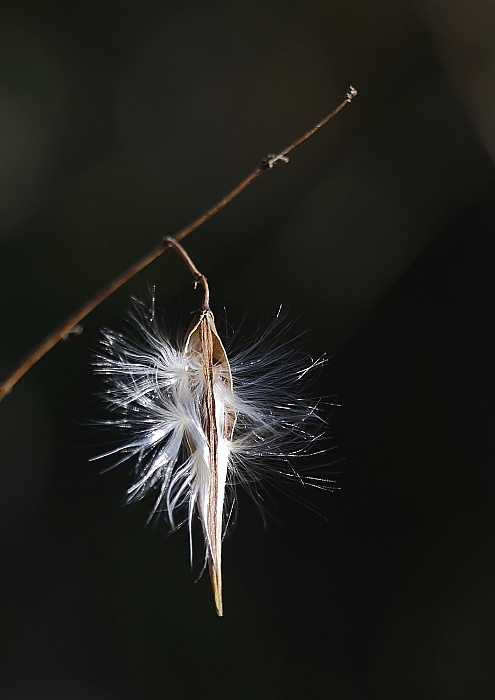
[0,86,357,401]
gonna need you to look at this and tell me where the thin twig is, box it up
[165,237,210,311]
[0,86,357,401]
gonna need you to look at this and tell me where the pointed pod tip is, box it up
[214,589,223,617]
[208,560,223,616]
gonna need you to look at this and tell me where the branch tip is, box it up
[346,85,358,102]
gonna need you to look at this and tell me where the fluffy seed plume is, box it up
[93,241,326,616]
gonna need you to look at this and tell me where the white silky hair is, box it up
[93,299,326,572]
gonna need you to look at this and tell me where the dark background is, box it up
[1,1,495,698]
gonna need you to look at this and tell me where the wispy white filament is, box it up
[93,300,326,614]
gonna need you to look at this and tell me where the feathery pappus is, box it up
[93,281,326,616]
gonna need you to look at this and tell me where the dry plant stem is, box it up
[165,237,210,310]
[0,86,357,402]
[266,84,358,165]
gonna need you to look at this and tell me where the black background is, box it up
[1,1,495,698]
